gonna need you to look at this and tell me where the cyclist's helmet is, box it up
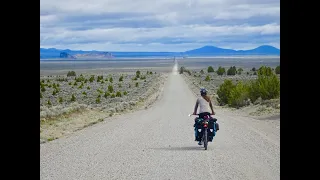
[200,88,207,96]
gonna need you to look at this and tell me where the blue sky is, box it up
[40,0,280,52]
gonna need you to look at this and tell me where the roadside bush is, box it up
[89,76,95,82]
[217,66,226,76]
[249,66,280,102]
[228,82,250,108]
[75,76,85,82]
[108,85,114,93]
[67,71,76,77]
[237,68,243,75]
[227,66,237,75]
[104,92,110,98]
[275,66,280,74]
[205,75,210,81]
[136,70,141,78]
[97,89,103,94]
[71,94,76,102]
[116,91,122,97]
[96,97,101,103]
[217,79,235,105]
[179,67,185,74]
[207,66,214,73]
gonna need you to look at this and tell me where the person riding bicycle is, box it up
[193,88,215,145]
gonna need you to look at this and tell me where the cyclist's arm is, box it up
[209,100,215,115]
[193,99,199,115]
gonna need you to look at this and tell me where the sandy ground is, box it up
[40,63,280,180]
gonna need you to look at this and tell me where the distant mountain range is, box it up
[40,45,280,59]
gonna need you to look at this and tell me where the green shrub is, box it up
[74,81,78,86]
[71,94,76,102]
[52,90,57,96]
[82,91,87,96]
[252,67,256,71]
[47,100,52,106]
[217,66,226,76]
[41,87,46,92]
[109,77,113,83]
[238,68,243,75]
[228,82,250,108]
[116,91,122,97]
[135,82,139,87]
[205,75,210,81]
[40,92,43,98]
[118,83,122,88]
[217,79,235,105]
[97,75,104,82]
[75,76,85,82]
[133,77,138,81]
[67,71,76,77]
[227,66,237,76]
[179,67,185,74]
[275,66,280,74]
[104,92,110,98]
[87,86,90,90]
[69,82,72,85]
[111,94,115,98]
[140,76,146,80]
[108,85,114,93]
[136,70,141,78]
[96,97,101,103]
[119,76,123,82]
[123,91,128,95]
[78,83,84,89]
[58,97,63,103]
[97,89,103,94]
[89,76,95,82]
[249,66,280,102]
[207,66,214,73]
[84,79,88,83]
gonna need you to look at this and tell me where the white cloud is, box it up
[40,0,280,51]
